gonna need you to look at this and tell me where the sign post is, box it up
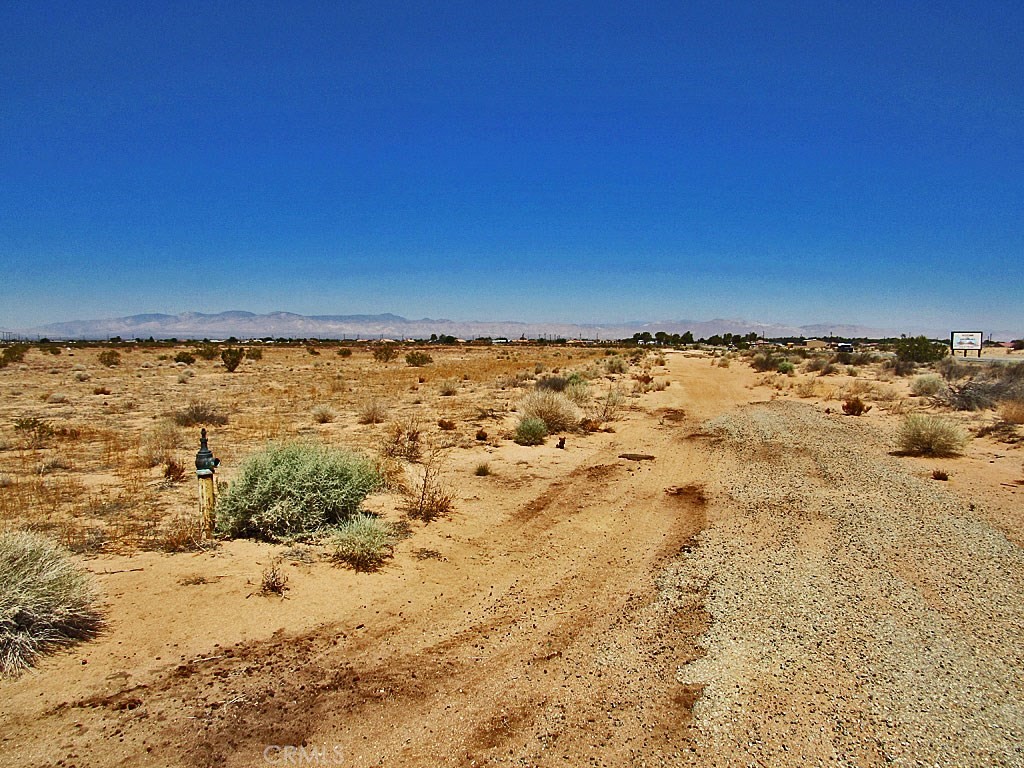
[950,331,983,358]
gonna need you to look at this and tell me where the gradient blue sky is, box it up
[2,1,1022,333]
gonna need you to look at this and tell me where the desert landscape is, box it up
[1,340,1022,767]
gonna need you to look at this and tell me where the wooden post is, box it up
[195,428,219,540]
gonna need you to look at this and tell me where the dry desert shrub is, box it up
[519,389,581,432]
[357,400,387,425]
[438,379,459,396]
[999,399,1024,425]
[842,397,872,416]
[0,531,104,676]
[331,514,398,571]
[259,560,289,595]
[311,405,335,424]
[407,448,453,521]
[911,374,945,397]
[173,400,228,427]
[897,414,967,456]
[140,420,183,467]
[380,420,422,462]
[564,379,590,406]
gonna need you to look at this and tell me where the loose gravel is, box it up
[673,401,1024,767]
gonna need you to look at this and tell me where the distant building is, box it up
[803,339,828,350]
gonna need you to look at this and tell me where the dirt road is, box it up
[3,354,1022,767]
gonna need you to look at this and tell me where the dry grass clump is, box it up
[216,442,383,541]
[311,405,335,424]
[519,390,581,433]
[357,400,387,425]
[140,420,182,467]
[438,379,459,396]
[911,374,945,397]
[999,400,1024,425]
[1,531,104,676]
[259,560,289,595]
[172,400,228,427]
[842,397,872,416]
[897,414,967,456]
[331,514,398,571]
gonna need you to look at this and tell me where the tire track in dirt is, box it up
[17,358,737,768]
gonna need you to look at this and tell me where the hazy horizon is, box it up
[2,2,1021,332]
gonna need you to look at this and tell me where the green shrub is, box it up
[245,347,263,360]
[337,348,352,358]
[605,357,628,374]
[750,353,781,372]
[897,414,967,456]
[911,374,945,397]
[196,343,219,360]
[777,361,795,375]
[564,380,590,405]
[405,351,433,367]
[0,344,29,368]
[98,350,121,367]
[894,336,947,364]
[519,390,580,432]
[217,442,383,540]
[221,347,244,372]
[174,351,195,365]
[330,515,397,571]
[0,531,104,676]
[514,417,548,445]
[372,344,398,363]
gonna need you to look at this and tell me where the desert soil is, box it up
[1,348,1022,767]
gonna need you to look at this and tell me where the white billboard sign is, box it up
[951,331,983,353]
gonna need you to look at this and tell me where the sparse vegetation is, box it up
[406,448,453,521]
[172,400,228,427]
[216,442,383,540]
[894,335,947,364]
[897,414,967,456]
[0,531,104,676]
[98,350,121,367]
[220,347,244,372]
[380,420,422,462]
[519,390,580,432]
[357,400,388,425]
[174,351,195,365]
[514,417,548,446]
[911,374,945,397]
[312,405,336,424]
[842,397,872,416]
[331,515,398,571]
[438,379,459,396]
[373,344,398,363]
[259,560,289,595]
[405,351,433,367]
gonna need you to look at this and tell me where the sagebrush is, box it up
[216,442,383,540]
[331,515,398,571]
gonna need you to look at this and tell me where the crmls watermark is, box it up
[263,744,345,765]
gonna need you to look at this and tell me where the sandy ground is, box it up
[1,346,1022,767]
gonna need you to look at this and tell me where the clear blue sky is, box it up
[2,1,1022,333]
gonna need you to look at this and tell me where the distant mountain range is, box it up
[14,310,1014,341]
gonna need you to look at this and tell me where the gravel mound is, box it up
[674,401,1024,767]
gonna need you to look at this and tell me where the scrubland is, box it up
[1,342,1022,767]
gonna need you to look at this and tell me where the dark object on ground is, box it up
[619,453,655,461]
